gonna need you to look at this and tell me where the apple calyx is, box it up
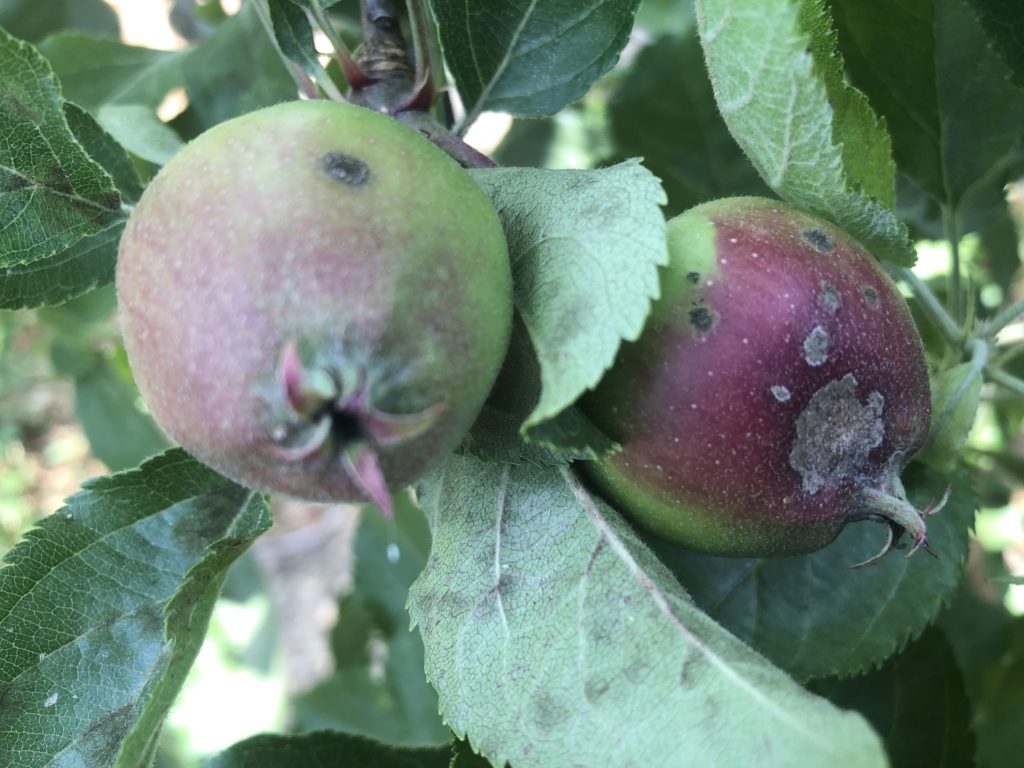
[271,340,446,515]
[848,481,952,569]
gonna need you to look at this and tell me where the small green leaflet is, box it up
[470,162,667,444]
[696,0,914,265]
[409,455,887,768]
[429,0,642,128]
[0,450,270,768]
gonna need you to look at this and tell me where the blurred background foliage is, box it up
[0,0,1022,765]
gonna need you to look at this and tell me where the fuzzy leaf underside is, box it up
[409,455,887,768]
[696,0,914,265]
[470,162,668,444]
[0,450,270,768]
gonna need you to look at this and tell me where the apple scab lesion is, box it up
[819,281,841,313]
[803,325,830,366]
[321,152,371,186]
[789,373,884,494]
[688,303,718,334]
[802,228,834,253]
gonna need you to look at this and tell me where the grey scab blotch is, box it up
[862,285,880,309]
[819,282,841,313]
[789,373,885,495]
[803,228,834,253]
[686,271,701,285]
[803,325,830,366]
[321,152,370,186]
[770,385,791,402]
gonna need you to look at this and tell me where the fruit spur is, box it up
[583,197,946,565]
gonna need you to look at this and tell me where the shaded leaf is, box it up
[810,628,974,768]
[470,162,667,437]
[409,454,887,767]
[652,465,975,681]
[72,349,169,471]
[430,0,642,126]
[832,0,1024,221]
[696,0,914,264]
[0,26,124,266]
[0,0,119,44]
[967,0,1024,89]
[37,32,183,113]
[0,450,270,768]
[181,3,298,132]
[207,731,453,768]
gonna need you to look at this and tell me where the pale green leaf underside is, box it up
[470,162,668,436]
[696,0,914,265]
[409,456,887,768]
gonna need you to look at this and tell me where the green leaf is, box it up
[207,731,458,768]
[462,405,605,467]
[73,350,169,471]
[967,0,1024,89]
[96,104,185,166]
[293,494,450,747]
[0,0,119,44]
[181,3,298,132]
[266,0,322,82]
[409,455,888,767]
[37,32,184,113]
[973,620,1024,768]
[0,104,138,310]
[609,31,770,217]
[0,221,121,309]
[652,465,975,681]
[809,628,974,768]
[831,0,1024,221]
[0,450,271,768]
[919,361,984,470]
[696,0,914,265]
[0,26,124,266]
[470,162,668,437]
[429,0,642,127]
[64,102,144,204]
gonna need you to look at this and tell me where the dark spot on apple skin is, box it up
[688,303,718,333]
[686,271,701,284]
[803,228,834,253]
[321,152,370,186]
[862,285,880,309]
[819,281,841,313]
